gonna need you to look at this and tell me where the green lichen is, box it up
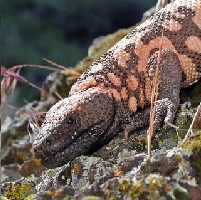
[81,196,101,200]
[4,183,32,200]
[173,188,190,200]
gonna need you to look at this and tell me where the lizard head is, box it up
[33,87,116,168]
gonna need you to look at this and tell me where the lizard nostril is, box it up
[44,138,52,147]
[39,138,54,157]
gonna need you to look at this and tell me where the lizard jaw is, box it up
[34,122,107,168]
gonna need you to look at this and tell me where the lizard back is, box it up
[70,0,201,113]
[33,0,201,168]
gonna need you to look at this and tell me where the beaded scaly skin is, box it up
[33,0,201,168]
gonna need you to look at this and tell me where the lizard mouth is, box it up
[38,121,108,168]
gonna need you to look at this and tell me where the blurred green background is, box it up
[2,0,156,110]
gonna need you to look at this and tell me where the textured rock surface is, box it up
[1,2,201,199]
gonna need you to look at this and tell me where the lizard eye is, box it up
[66,116,76,125]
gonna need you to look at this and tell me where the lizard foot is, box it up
[153,98,179,131]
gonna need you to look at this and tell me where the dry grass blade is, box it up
[147,31,163,160]
[10,64,62,71]
[10,67,21,94]
[42,58,67,70]
[1,67,20,110]
[1,64,62,111]
[2,67,48,95]
[27,110,46,142]
[181,102,201,144]
[156,0,170,11]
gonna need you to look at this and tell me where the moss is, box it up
[19,158,45,177]
[81,196,101,200]
[128,132,166,153]
[173,188,190,200]
[4,183,32,200]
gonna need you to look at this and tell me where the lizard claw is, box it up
[154,98,179,131]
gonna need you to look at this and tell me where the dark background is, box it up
[2,0,156,110]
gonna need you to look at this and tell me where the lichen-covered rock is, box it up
[2,62,201,200]
[75,148,201,200]
[71,156,114,190]
[1,101,52,167]
[1,3,201,199]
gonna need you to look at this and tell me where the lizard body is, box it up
[33,0,201,168]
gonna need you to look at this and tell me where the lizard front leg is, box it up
[123,49,182,136]
[148,48,182,130]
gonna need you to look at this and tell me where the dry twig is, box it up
[181,102,201,144]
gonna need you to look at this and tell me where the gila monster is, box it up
[33,0,201,168]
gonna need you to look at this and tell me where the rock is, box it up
[1,3,201,199]
[75,148,201,200]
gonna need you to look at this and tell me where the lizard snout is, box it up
[33,133,61,159]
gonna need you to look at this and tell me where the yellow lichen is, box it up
[118,176,172,199]
[4,183,31,200]
[149,178,159,190]
[24,194,36,200]
[148,176,172,193]
[47,189,62,197]
[72,162,83,177]
[118,180,145,199]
